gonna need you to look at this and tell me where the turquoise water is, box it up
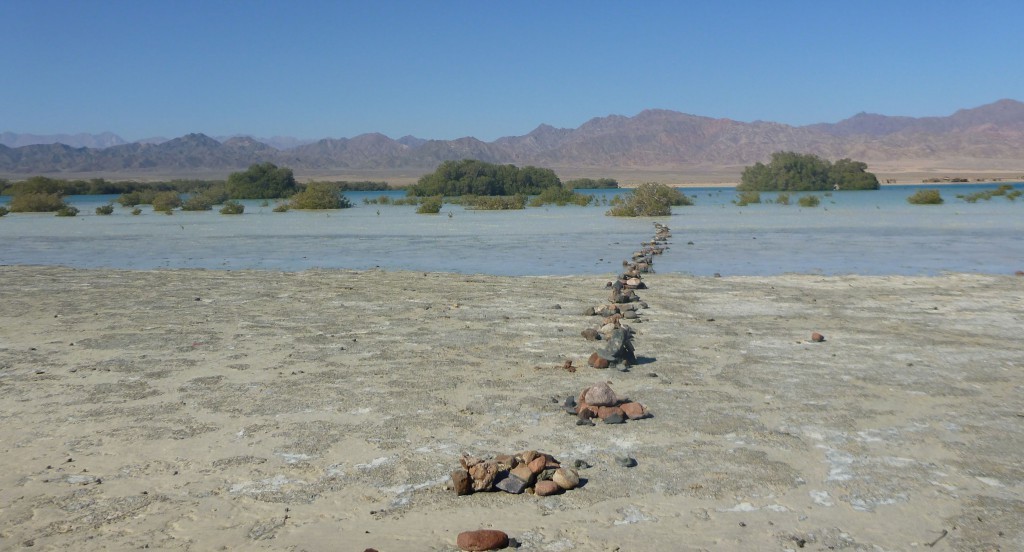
[1,184,1022,276]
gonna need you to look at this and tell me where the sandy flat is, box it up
[1,266,1022,551]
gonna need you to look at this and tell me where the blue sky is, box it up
[2,1,1022,141]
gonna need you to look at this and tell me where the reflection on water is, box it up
[1,185,1022,276]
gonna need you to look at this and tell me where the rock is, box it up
[576,418,594,426]
[451,469,473,495]
[495,474,529,494]
[573,459,592,470]
[577,405,599,419]
[581,328,600,341]
[528,456,547,474]
[616,456,637,468]
[494,454,515,469]
[597,405,625,420]
[602,411,626,424]
[552,467,580,490]
[520,450,538,464]
[620,402,649,420]
[582,382,619,406]
[811,332,825,342]
[562,396,577,414]
[457,529,509,551]
[587,352,610,369]
[510,463,536,485]
[622,310,638,320]
[582,306,596,316]
[468,461,499,492]
[534,480,562,496]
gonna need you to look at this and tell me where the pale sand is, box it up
[1,266,1022,551]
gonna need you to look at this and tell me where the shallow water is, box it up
[1,185,1022,276]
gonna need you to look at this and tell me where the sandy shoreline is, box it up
[1,266,1022,551]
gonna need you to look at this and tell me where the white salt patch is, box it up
[614,504,658,524]
[230,474,304,494]
[976,476,1004,487]
[717,502,759,512]
[356,456,392,470]
[348,407,372,415]
[276,452,312,464]
[810,490,834,506]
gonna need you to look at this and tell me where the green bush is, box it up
[8,192,68,212]
[131,207,142,215]
[286,183,353,209]
[416,196,443,214]
[152,191,183,212]
[117,189,159,206]
[55,205,80,217]
[564,177,618,190]
[734,191,761,206]
[273,204,290,212]
[606,183,691,217]
[0,206,8,217]
[219,200,245,214]
[182,186,229,211]
[409,159,561,197]
[95,204,115,215]
[528,186,593,207]
[461,194,527,210]
[226,162,297,199]
[739,152,880,191]
[776,192,791,205]
[907,189,943,205]
[798,195,821,207]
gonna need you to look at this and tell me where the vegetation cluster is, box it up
[907,189,944,204]
[739,152,880,191]
[408,160,562,197]
[564,178,619,189]
[957,184,1022,203]
[606,183,692,217]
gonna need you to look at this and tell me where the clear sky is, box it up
[2,1,1022,142]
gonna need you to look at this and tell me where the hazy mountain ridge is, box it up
[3,100,1023,174]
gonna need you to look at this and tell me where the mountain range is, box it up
[3,99,1023,176]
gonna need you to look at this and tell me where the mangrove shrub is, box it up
[606,183,691,217]
[739,152,880,191]
[409,159,561,197]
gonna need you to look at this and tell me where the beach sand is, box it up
[1,266,1022,551]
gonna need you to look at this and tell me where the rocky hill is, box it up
[3,100,1023,175]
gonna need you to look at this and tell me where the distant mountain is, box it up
[0,131,127,149]
[3,99,1023,175]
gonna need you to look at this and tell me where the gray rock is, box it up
[603,412,626,424]
[495,474,529,494]
[616,456,637,468]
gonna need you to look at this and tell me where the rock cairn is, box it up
[450,450,581,497]
[562,381,651,425]
[581,223,672,370]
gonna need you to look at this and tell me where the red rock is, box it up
[588,352,610,369]
[457,529,509,551]
[811,332,825,342]
[451,469,472,495]
[597,405,625,421]
[468,461,498,492]
[528,456,546,474]
[520,450,538,464]
[620,402,648,420]
[1016,270,1024,276]
[534,480,562,496]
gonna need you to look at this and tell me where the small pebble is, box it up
[576,419,594,426]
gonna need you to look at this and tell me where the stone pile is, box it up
[580,223,673,370]
[450,450,582,497]
[562,381,650,425]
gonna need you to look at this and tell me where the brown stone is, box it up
[494,454,515,469]
[534,480,562,496]
[620,402,649,420]
[597,405,625,421]
[552,467,580,490]
[451,469,473,495]
[581,328,601,341]
[457,529,509,551]
[811,332,825,342]
[468,461,499,492]
[577,405,599,419]
[510,463,536,485]
[520,450,538,464]
[528,456,546,474]
[587,352,610,369]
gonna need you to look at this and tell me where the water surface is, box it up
[2,185,1021,276]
